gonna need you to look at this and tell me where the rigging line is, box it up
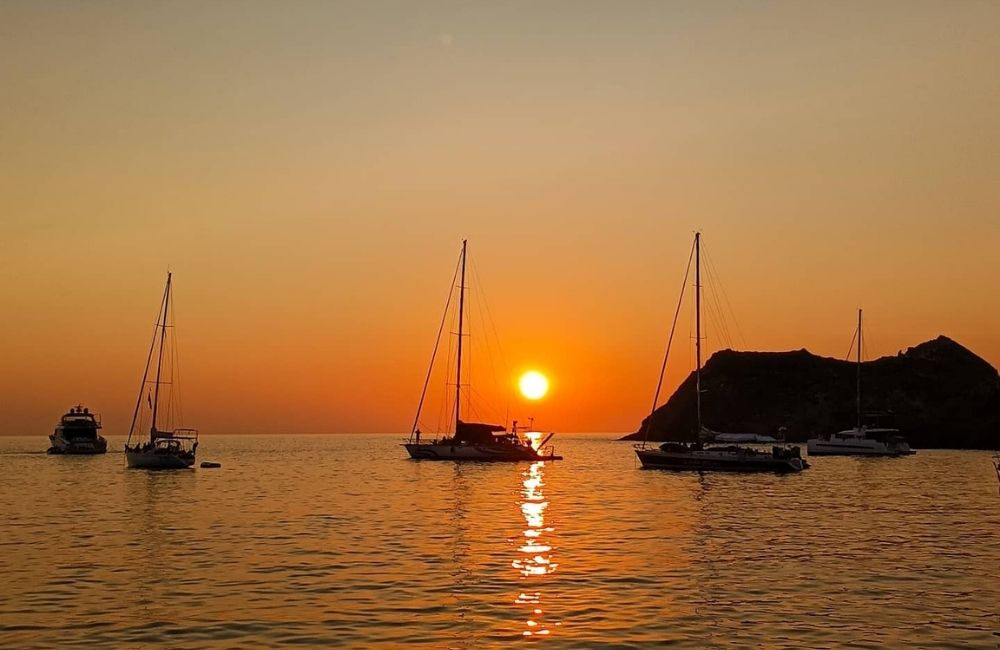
[469,264,495,389]
[150,275,172,437]
[643,238,696,446]
[467,385,507,424]
[703,243,739,348]
[701,250,733,350]
[438,299,458,433]
[464,284,473,421]
[698,259,720,348]
[707,264,734,350]
[411,251,462,439]
[702,283,728,352]
[469,259,513,422]
[169,287,183,431]
[859,314,864,361]
[471,392,507,426]
[702,243,747,350]
[468,262,507,423]
[468,287,491,420]
[150,274,172,437]
[699,264,727,352]
[686,287,694,371]
[125,278,170,448]
[844,324,859,361]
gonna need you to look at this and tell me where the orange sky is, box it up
[1,2,998,435]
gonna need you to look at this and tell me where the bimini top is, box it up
[455,420,506,444]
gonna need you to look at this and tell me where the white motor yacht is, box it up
[47,405,108,454]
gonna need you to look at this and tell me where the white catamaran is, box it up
[124,272,199,469]
[634,232,807,473]
[403,240,561,462]
[806,310,914,457]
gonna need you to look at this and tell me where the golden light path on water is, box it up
[512,459,559,638]
[1,437,998,647]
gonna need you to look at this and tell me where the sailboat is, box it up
[403,240,561,462]
[124,272,199,469]
[634,232,807,473]
[806,310,915,457]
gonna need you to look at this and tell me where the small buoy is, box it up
[200,461,221,468]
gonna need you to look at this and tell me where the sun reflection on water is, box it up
[511,460,559,638]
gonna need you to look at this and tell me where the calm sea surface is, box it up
[1,435,997,648]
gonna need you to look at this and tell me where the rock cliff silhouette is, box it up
[622,336,1000,449]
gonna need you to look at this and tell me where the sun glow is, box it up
[518,371,549,400]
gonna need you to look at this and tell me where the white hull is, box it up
[807,430,914,457]
[807,440,895,456]
[404,442,560,462]
[125,449,195,469]
[711,433,778,443]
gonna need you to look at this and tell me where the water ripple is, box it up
[0,435,997,648]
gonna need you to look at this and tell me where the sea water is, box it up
[1,435,997,648]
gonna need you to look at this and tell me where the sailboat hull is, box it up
[125,449,195,469]
[404,443,561,462]
[636,447,805,473]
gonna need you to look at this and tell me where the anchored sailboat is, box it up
[403,241,561,462]
[634,232,807,473]
[124,273,198,469]
[806,310,914,457]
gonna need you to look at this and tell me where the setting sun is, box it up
[519,371,550,400]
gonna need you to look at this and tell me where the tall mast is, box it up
[455,240,467,433]
[150,272,171,441]
[856,308,862,431]
[695,232,702,436]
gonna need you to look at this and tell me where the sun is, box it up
[519,371,549,400]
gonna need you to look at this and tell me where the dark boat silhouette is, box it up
[634,232,807,473]
[124,272,199,469]
[403,241,561,462]
[47,405,107,455]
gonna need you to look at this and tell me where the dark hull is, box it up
[48,434,108,455]
[636,448,805,473]
[404,443,561,462]
[125,449,196,469]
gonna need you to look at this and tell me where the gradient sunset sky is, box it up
[2,1,998,435]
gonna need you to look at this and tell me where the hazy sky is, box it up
[2,1,998,435]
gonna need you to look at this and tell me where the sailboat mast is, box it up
[856,308,862,431]
[454,240,467,433]
[695,232,702,436]
[150,272,171,440]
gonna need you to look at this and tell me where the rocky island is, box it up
[622,336,1000,449]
